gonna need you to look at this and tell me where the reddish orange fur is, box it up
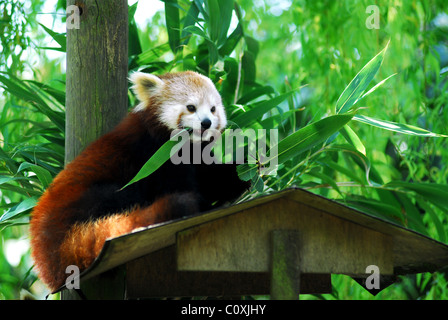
[29,113,189,292]
[29,71,248,293]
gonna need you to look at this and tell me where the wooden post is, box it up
[270,230,301,300]
[63,0,128,300]
[65,0,128,163]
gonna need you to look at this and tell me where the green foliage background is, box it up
[0,0,447,299]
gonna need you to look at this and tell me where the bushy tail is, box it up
[31,192,198,292]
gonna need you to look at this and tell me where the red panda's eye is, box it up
[186,105,196,112]
[211,106,216,113]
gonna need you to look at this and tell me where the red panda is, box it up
[30,71,250,292]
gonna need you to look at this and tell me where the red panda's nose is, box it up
[201,118,212,129]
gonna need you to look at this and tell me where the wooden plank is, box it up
[125,245,332,298]
[270,230,301,300]
[177,198,393,276]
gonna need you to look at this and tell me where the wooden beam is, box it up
[270,230,301,300]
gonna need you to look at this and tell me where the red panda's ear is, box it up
[129,72,164,102]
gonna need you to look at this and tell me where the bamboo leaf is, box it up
[325,160,366,185]
[122,130,188,189]
[38,23,66,52]
[237,114,353,179]
[394,192,428,235]
[336,42,389,114]
[340,125,366,155]
[385,181,448,212]
[274,114,354,165]
[204,0,220,43]
[237,163,257,181]
[25,80,66,106]
[418,200,446,242]
[0,197,38,223]
[236,85,275,105]
[305,169,342,196]
[136,42,172,66]
[18,162,53,189]
[231,91,295,127]
[359,73,397,101]
[0,73,65,132]
[343,197,405,225]
[219,23,243,57]
[354,115,448,137]
[164,0,181,54]
[217,0,234,46]
[181,1,200,45]
[128,1,143,57]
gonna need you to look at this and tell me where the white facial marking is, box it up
[157,73,227,142]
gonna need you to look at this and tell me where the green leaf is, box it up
[217,0,234,46]
[25,80,66,106]
[18,162,53,189]
[0,147,18,174]
[237,163,257,181]
[0,197,38,223]
[237,114,353,179]
[343,197,405,225]
[336,144,372,185]
[340,125,366,155]
[206,41,219,65]
[252,175,265,192]
[242,49,256,84]
[193,0,206,19]
[0,73,65,132]
[394,192,427,235]
[336,42,389,114]
[181,1,200,45]
[0,176,29,185]
[354,115,448,137]
[304,169,342,196]
[129,1,143,57]
[274,114,354,165]
[323,160,366,185]
[418,200,446,242]
[121,130,188,189]
[182,25,219,64]
[136,42,172,66]
[359,73,397,101]
[231,91,295,127]
[204,0,220,43]
[221,57,239,104]
[385,181,448,212]
[164,0,181,54]
[237,86,275,105]
[219,23,243,57]
[183,25,210,40]
[38,23,66,52]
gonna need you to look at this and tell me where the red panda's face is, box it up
[130,71,227,142]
